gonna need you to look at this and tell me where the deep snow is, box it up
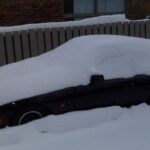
[0,14,128,32]
[0,14,149,150]
[0,35,150,105]
[0,104,150,150]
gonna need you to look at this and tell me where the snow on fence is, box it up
[0,21,150,66]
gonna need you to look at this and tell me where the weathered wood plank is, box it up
[5,32,15,63]
[59,27,66,44]
[123,22,129,36]
[66,27,72,41]
[44,28,52,51]
[135,22,140,37]
[79,26,86,36]
[99,24,104,34]
[72,26,79,37]
[29,29,38,57]
[21,30,30,59]
[129,22,135,36]
[37,28,45,54]
[117,22,124,35]
[0,33,6,65]
[86,25,92,35]
[13,31,22,61]
[105,23,111,34]
[51,28,59,49]
[146,21,150,39]
[140,21,146,38]
[111,23,117,35]
[92,25,99,34]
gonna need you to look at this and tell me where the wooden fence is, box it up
[0,20,150,66]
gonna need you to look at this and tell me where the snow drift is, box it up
[0,104,150,150]
[0,14,128,33]
[0,35,150,105]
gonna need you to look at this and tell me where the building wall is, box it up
[0,0,64,26]
[0,0,150,26]
[126,0,150,19]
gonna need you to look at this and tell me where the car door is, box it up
[74,77,135,110]
[133,75,150,104]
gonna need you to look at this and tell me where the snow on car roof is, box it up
[0,35,150,105]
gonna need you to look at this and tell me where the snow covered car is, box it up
[0,35,150,128]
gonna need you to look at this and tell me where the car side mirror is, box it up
[90,75,104,85]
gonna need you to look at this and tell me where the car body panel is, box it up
[0,74,150,127]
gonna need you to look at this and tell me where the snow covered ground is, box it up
[0,14,149,149]
[0,14,128,32]
[0,35,150,105]
[0,103,150,150]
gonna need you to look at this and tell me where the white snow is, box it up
[0,35,150,105]
[0,14,149,150]
[0,104,150,150]
[0,14,128,32]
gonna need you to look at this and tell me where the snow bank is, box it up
[0,14,128,32]
[0,104,150,150]
[0,35,150,105]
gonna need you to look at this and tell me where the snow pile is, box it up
[0,14,128,32]
[0,35,150,105]
[0,104,150,150]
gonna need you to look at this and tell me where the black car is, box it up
[0,74,150,128]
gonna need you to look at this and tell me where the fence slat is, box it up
[123,22,129,36]
[146,21,150,39]
[59,27,66,44]
[5,32,15,64]
[21,30,30,59]
[105,23,111,34]
[129,22,135,36]
[0,20,150,67]
[99,24,104,34]
[79,26,86,36]
[13,31,22,61]
[37,28,45,54]
[92,25,99,34]
[135,22,140,37]
[66,27,72,41]
[44,28,52,51]
[140,21,146,38]
[72,26,79,37]
[0,33,6,65]
[29,29,38,57]
[112,23,117,35]
[86,25,92,35]
[51,28,59,49]
[117,22,124,35]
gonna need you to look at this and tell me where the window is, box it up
[64,0,125,20]
[98,0,125,13]
[74,0,94,14]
